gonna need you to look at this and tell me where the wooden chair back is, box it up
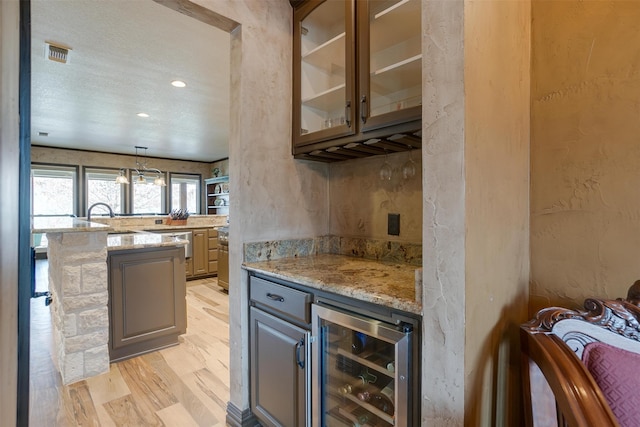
[521,281,640,427]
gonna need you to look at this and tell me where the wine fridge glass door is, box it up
[311,303,411,427]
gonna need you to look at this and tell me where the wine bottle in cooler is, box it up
[351,331,368,354]
[357,381,395,416]
[339,381,369,396]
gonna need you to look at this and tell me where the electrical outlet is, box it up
[388,213,400,236]
[155,219,163,224]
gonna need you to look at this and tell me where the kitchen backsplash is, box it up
[90,215,227,230]
[244,235,421,266]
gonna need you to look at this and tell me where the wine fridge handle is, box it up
[305,332,312,427]
[295,338,305,368]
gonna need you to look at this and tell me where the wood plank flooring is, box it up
[29,260,230,426]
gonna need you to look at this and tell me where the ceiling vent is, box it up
[45,42,71,64]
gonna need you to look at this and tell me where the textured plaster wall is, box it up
[329,150,422,242]
[189,0,329,416]
[421,0,530,425]
[31,145,215,214]
[531,0,640,312]
[463,1,530,425]
[0,0,20,423]
[31,145,213,177]
[421,0,466,424]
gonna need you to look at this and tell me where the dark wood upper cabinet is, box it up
[292,0,422,162]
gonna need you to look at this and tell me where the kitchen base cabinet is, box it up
[208,228,219,274]
[157,226,218,281]
[250,275,312,427]
[218,240,229,290]
[250,308,308,427]
[108,246,186,362]
[192,228,209,276]
[248,272,421,426]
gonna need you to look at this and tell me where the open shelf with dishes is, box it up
[205,176,229,215]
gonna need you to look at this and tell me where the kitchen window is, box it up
[31,164,78,216]
[132,174,166,214]
[170,173,201,214]
[84,168,126,214]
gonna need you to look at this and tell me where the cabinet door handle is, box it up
[295,338,305,369]
[266,292,284,302]
[345,100,351,128]
[360,95,368,124]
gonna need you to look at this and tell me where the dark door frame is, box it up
[17,0,32,424]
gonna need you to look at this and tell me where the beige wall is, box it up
[463,0,530,425]
[31,145,214,177]
[187,0,330,415]
[31,145,215,214]
[0,0,20,424]
[329,149,422,242]
[422,0,531,425]
[531,0,640,312]
[421,0,466,423]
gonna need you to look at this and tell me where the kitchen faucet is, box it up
[87,202,115,222]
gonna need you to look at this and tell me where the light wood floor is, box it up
[30,260,230,426]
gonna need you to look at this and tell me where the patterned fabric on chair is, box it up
[521,281,640,427]
[582,342,640,427]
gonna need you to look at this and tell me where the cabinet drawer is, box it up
[208,229,218,238]
[250,276,311,324]
[208,248,218,261]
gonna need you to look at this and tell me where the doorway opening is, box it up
[19,0,239,425]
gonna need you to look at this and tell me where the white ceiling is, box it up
[30,0,231,162]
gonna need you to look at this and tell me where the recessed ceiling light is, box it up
[171,80,186,88]
[137,113,149,118]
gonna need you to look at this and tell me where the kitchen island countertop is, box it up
[107,232,188,251]
[32,216,113,233]
[244,254,422,315]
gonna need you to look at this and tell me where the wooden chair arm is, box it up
[521,327,619,427]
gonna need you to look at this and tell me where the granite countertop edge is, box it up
[243,254,422,315]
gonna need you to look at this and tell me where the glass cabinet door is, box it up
[358,0,422,132]
[312,304,411,427]
[294,0,356,146]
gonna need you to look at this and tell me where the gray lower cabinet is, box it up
[250,275,311,427]
[108,246,186,362]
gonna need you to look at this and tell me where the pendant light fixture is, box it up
[116,146,166,186]
[115,168,129,184]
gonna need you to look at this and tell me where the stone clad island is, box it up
[32,216,188,385]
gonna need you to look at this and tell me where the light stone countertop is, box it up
[107,231,188,251]
[244,254,422,315]
[32,218,187,251]
[32,216,113,233]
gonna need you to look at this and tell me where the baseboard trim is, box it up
[226,401,261,427]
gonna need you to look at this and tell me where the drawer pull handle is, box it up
[266,293,284,302]
[295,338,305,369]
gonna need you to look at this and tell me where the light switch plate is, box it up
[388,213,400,236]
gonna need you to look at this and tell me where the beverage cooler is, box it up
[312,299,417,427]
